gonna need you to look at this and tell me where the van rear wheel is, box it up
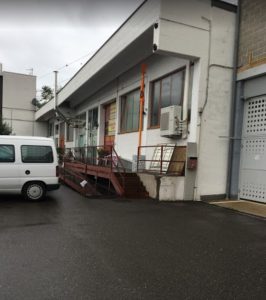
[23,182,46,201]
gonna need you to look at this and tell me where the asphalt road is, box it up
[0,185,265,300]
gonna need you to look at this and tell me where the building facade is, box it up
[36,0,237,201]
[0,64,47,136]
[228,0,266,203]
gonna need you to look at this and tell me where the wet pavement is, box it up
[0,185,265,300]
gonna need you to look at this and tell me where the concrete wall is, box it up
[239,0,266,68]
[139,173,185,201]
[2,71,47,136]
[2,72,35,111]
[154,3,236,199]
[196,7,236,199]
[138,173,158,199]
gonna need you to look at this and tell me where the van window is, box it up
[21,145,53,163]
[0,145,15,162]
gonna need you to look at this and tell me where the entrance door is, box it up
[87,108,98,164]
[78,135,84,147]
[104,101,116,147]
[239,95,266,203]
[88,108,98,146]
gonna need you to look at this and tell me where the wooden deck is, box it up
[60,161,149,198]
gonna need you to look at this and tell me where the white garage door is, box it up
[239,95,266,203]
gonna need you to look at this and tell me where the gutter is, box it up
[226,2,241,199]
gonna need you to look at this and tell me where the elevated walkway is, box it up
[59,146,149,198]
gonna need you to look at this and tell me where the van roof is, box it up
[0,135,53,142]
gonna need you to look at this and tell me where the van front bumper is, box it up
[47,184,60,191]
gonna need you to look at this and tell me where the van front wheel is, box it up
[22,182,46,201]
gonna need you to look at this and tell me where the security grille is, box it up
[239,95,266,203]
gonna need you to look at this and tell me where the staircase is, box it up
[59,166,100,197]
[59,147,149,199]
[116,173,149,198]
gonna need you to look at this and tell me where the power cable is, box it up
[37,50,95,79]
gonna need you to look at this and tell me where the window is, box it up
[121,89,140,133]
[0,145,15,162]
[150,69,185,127]
[66,124,74,142]
[48,123,54,137]
[21,145,53,163]
[59,123,65,138]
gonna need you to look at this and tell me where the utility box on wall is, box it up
[160,105,182,137]
[187,157,197,170]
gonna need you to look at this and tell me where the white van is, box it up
[0,136,60,201]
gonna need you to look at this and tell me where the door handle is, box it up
[25,170,31,175]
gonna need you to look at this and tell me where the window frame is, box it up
[20,145,54,164]
[148,67,186,129]
[66,123,74,142]
[0,144,15,163]
[120,88,141,134]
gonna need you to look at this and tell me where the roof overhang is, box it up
[63,27,154,108]
[35,99,55,121]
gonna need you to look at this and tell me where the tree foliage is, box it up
[0,117,12,135]
[32,85,54,109]
[41,85,54,102]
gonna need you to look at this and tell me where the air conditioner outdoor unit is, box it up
[160,105,182,137]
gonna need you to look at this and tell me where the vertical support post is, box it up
[138,64,147,156]
[137,146,140,172]
[111,146,113,172]
[54,70,58,109]
[85,146,88,175]
[63,155,65,181]
[160,145,163,174]
[182,62,190,138]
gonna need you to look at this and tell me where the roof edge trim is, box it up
[211,0,237,13]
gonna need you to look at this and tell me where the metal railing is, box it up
[59,145,126,183]
[137,145,186,175]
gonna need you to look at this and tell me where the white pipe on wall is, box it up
[182,62,190,138]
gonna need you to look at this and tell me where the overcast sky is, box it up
[0,0,143,97]
[0,0,237,97]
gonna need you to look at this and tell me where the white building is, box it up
[0,64,47,136]
[36,0,237,201]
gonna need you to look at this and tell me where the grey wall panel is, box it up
[244,75,266,99]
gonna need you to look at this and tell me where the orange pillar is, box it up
[138,64,147,155]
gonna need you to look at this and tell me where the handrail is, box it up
[111,146,126,189]
[61,144,127,173]
[112,146,126,173]
[137,145,187,175]
[59,145,127,195]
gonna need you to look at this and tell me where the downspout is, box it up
[54,70,58,110]
[138,64,147,155]
[226,3,241,199]
[182,62,190,139]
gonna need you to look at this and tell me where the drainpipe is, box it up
[54,70,58,109]
[138,64,147,155]
[182,62,190,138]
[226,3,241,199]
[54,70,59,147]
